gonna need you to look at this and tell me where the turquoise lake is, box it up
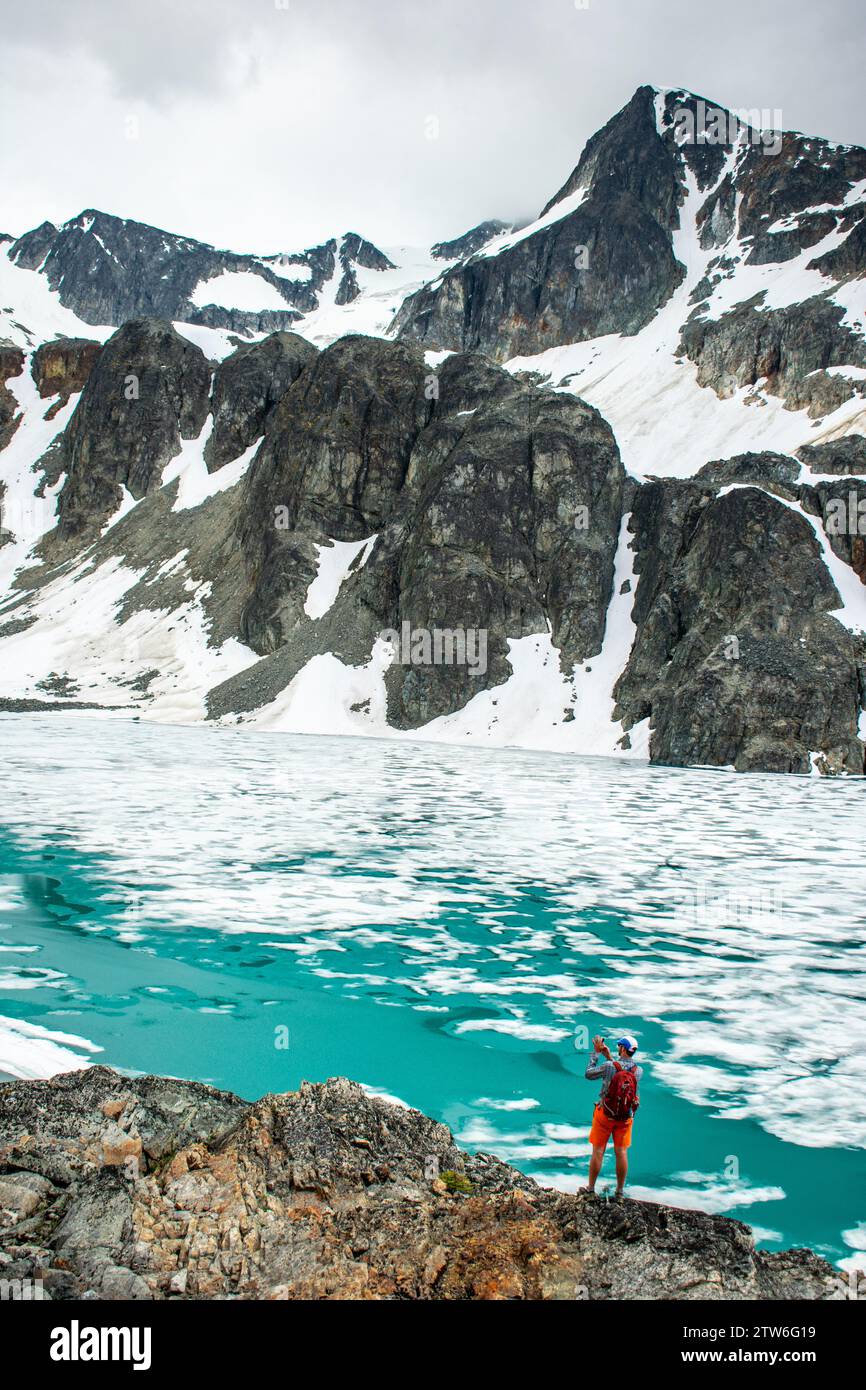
[0,712,864,1270]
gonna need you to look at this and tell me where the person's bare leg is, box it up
[614,1145,628,1195]
[587,1143,606,1191]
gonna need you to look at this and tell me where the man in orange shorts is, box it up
[582,1033,642,1200]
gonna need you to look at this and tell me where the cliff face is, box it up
[53,319,211,539]
[0,1068,839,1301]
[394,87,690,361]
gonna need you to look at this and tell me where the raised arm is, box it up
[585,1034,613,1080]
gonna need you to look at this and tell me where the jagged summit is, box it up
[6,210,405,338]
[394,82,866,393]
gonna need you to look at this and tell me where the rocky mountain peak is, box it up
[540,84,680,221]
[430,220,513,261]
[6,211,400,338]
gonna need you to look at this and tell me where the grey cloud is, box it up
[2,0,865,252]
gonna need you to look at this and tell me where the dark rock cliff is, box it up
[613,470,865,773]
[30,338,103,417]
[205,332,319,474]
[227,336,624,727]
[0,343,24,453]
[54,318,211,539]
[394,86,689,361]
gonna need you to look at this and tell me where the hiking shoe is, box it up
[578,1186,599,1200]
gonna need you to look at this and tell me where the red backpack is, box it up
[603,1063,638,1121]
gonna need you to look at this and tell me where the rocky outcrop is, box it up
[735,132,866,266]
[0,1067,839,1301]
[30,337,102,417]
[810,476,866,583]
[237,334,432,654]
[676,124,866,414]
[378,353,624,726]
[54,318,210,538]
[612,469,866,773]
[678,297,866,416]
[797,435,866,475]
[228,336,624,727]
[0,343,24,452]
[9,219,57,271]
[693,449,801,492]
[333,233,397,306]
[204,332,318,473]
[430,221,512,260]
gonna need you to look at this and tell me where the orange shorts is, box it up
[589,1103,633,1150]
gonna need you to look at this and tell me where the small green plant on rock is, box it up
[441,1169,473,1195]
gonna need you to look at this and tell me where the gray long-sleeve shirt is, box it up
[585,1053,642,1106]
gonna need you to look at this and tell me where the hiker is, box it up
[581,1034,642,1200]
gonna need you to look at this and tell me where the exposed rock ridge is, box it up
[7,211,396,334]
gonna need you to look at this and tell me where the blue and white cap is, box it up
[616,1035,639,1054]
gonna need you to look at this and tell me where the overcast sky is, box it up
[2,0,864,254]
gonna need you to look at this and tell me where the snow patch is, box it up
[171,435,261,513]
[303,535,378,620]
[189,270,290,312]
[0,247,114,349]
[475,186,590,259]
[0,1014,101,1081]
[0,368,80,594]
